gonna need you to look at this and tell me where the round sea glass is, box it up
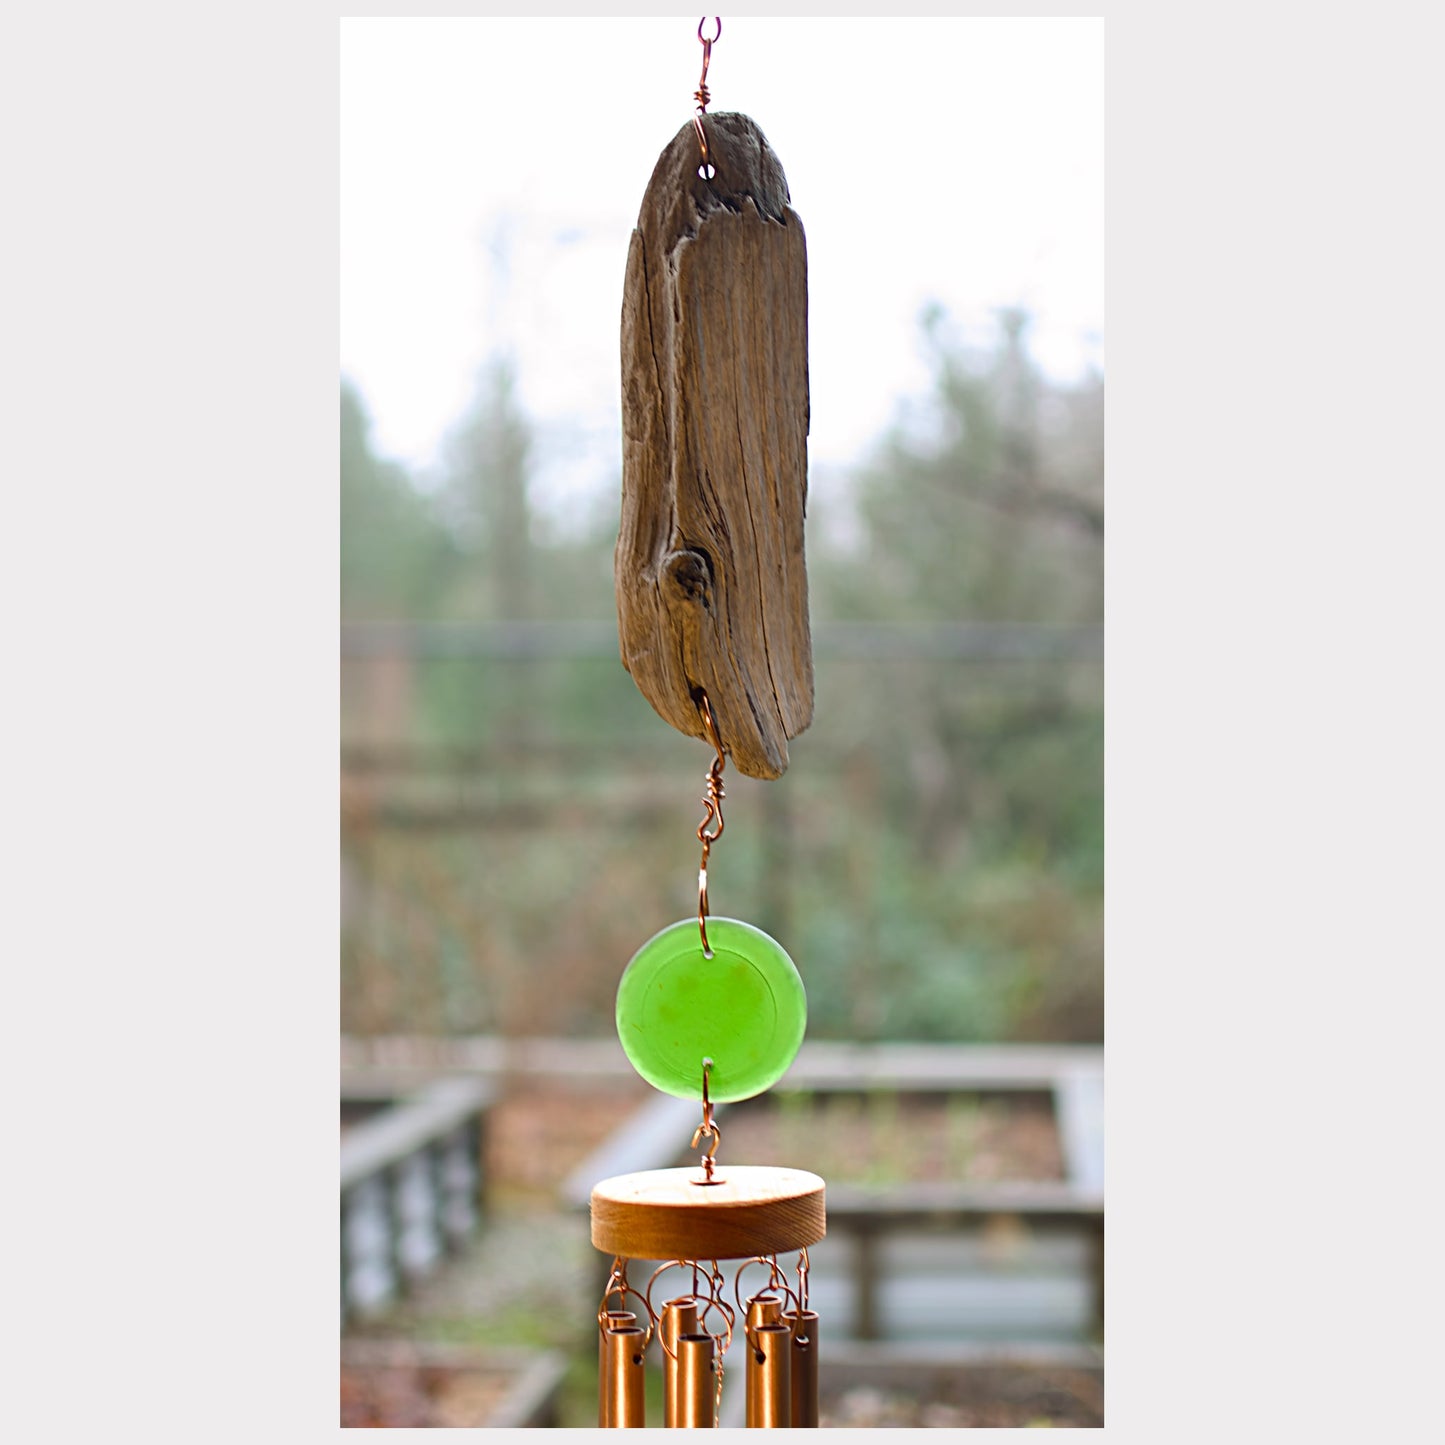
[615,917,806,1103]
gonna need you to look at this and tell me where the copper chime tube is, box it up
[785,1309,820,1428]
[598,1311,636,1427]
[745,1323,792,1427]
[600,1324,647,1428]
[599,1311,636,1371]
[661,1298,701,1427]
[674,1333,718,1428]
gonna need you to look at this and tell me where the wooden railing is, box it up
[340,1075,496,1327]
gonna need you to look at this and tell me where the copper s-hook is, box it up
[695,691,726,957]
[690,1056,722,1181]
[693,18,722,178]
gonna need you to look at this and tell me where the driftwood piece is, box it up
[616,112,813,780]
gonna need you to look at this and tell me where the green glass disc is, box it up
[615,917,806,1103]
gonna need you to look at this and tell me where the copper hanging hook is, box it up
[693,18,722,179]
[695,691,726,957]
[690,1057,723,1181]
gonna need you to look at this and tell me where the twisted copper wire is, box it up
[693,18,721,176]
[696,692,726,956]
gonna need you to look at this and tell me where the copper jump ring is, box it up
[644,1260,707,1358]
[598,1260,657,1348]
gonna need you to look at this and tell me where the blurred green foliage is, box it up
[341,308,1102,1043]
[341,382,455,619]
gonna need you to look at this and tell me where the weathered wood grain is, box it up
[617,112,813,780]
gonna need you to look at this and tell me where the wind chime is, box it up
[596,18,823,1429]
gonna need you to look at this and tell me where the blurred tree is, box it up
[340,379,453,619]
[818,306,1102,625]
[420,357,652,749]
[437,357,533,621]
[434,356,623,624]
[798,307,1105,1042]
[340,307,1106,1044]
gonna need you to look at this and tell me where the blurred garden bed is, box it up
[340,1340,567,1427]
[816,1345,1103,1428]
[483,1077,651,1206]
[718,1088,1064,1184]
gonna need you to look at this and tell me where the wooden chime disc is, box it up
[590,1165,825,1261]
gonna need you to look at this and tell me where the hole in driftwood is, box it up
[698,163,716,181]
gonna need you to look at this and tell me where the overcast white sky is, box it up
[340,17,1103,514]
